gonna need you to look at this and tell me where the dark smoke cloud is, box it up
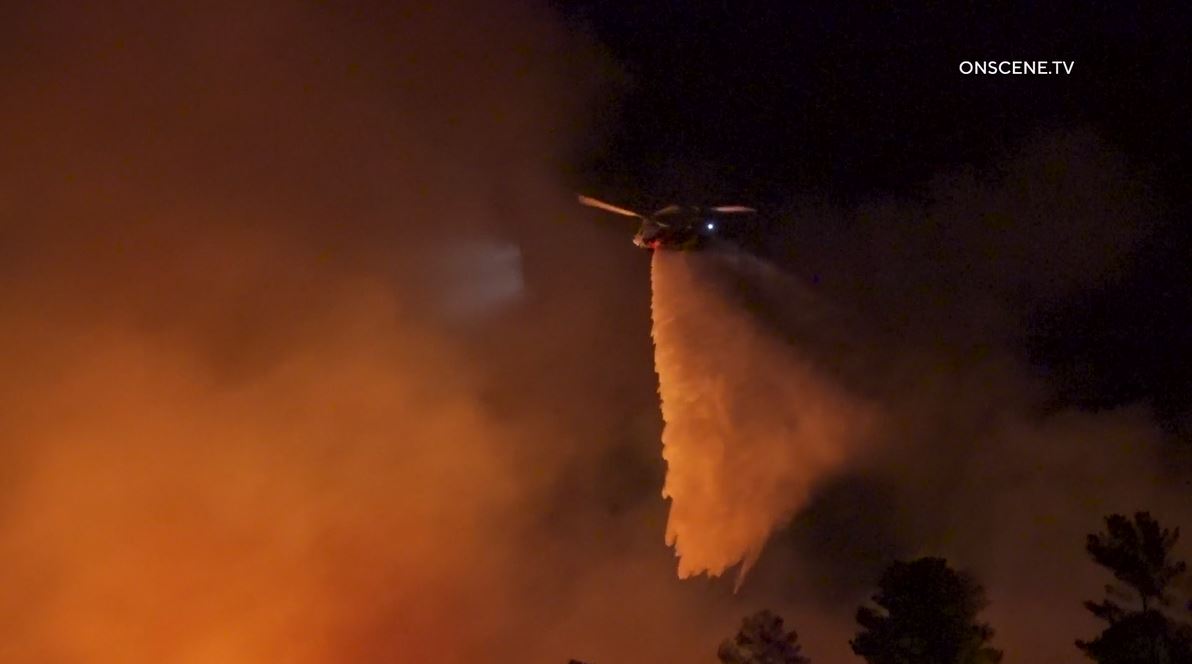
[765,129,1158,346]
[736,129,1191,663]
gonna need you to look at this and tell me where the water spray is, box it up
[649,249,871,589]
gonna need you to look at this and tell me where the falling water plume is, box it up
[650,249,872,588]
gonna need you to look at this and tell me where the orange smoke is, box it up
[0,271,528,662]
[650,250,874,585]
[0,2,614,662]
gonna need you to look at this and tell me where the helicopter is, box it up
[577,194,756,250]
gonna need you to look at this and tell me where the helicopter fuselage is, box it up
[632,208,720,251]
[575,194,751,251]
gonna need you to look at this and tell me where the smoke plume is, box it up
[0,2,643,662]
[734,129,1192,663]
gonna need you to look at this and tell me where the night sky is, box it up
[562,1,1192,436]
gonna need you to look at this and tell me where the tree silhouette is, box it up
[1077,512,1192,664]
[718,609,810,664]
[850,557,1002,664]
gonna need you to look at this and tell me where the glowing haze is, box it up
[0,2,633,662]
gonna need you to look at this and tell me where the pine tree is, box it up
[850,557,1002,664]
[1077,512,1192,664]
[718,609,810,664]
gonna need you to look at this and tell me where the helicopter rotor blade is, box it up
[577,194,642,219]
[708,205,757,214]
